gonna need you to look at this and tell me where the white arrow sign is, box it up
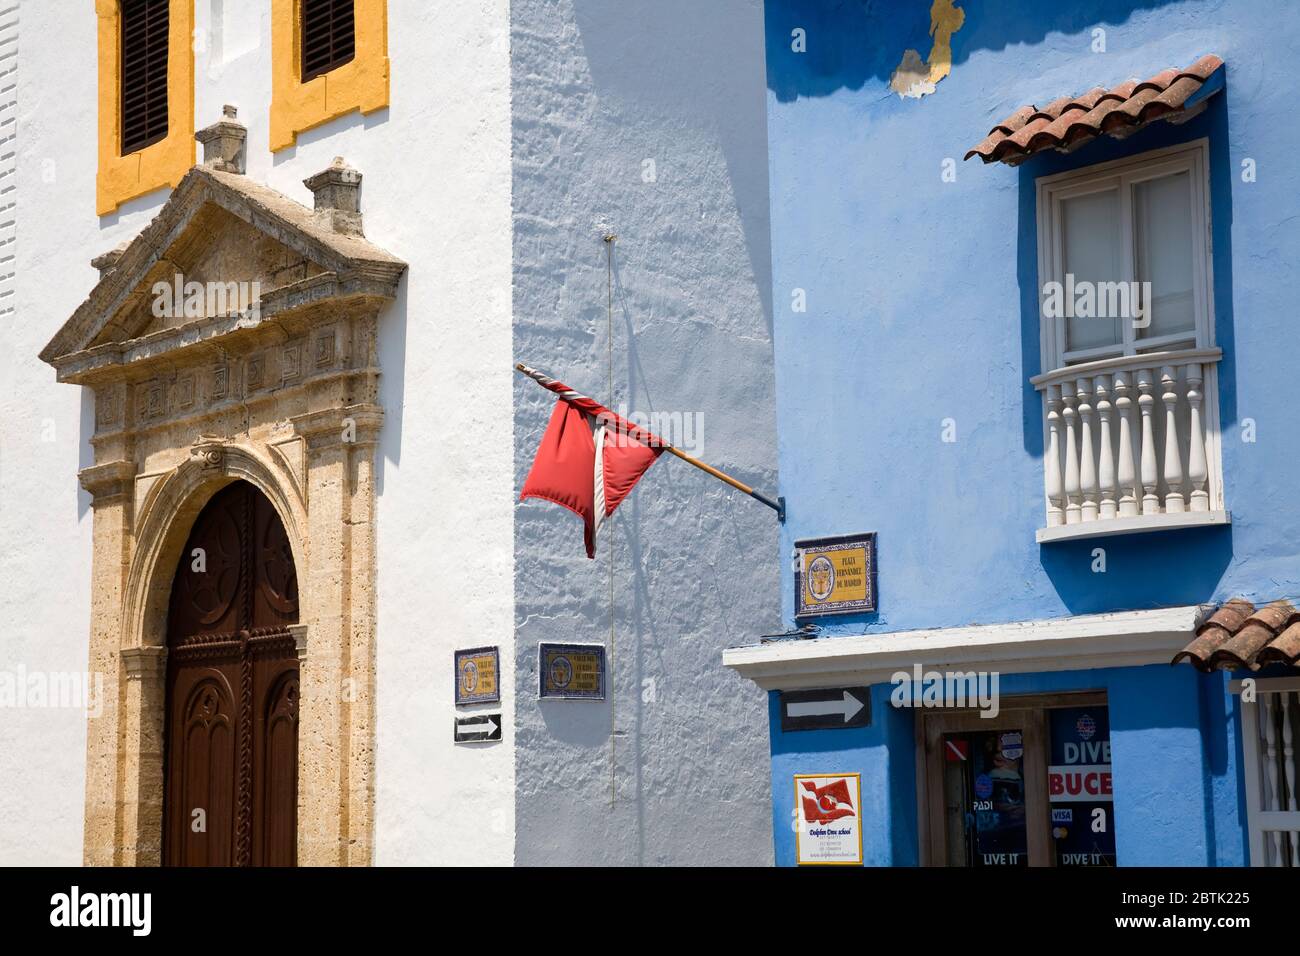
[455,714,501,742]
[787,690,866,723]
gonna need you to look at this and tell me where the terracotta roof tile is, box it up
[1258,622,1300,667]
[1173,598,1300,671]
[1203,597,1255,634]
[1039,89,1107,134]
[965,54,1224,166]
[1135,68,1181,92]
[996,105,1038,134]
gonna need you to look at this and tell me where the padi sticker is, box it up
[1076,713,1097,740]
[1052,808,1073,823]
[999,731,1024,760]
[974,773,993,799]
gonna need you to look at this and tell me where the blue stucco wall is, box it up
[761,0,1291,865]
[765,0,1300,634]
[770,680,919,866]
[768,666,1248,866]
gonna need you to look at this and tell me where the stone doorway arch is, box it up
[40,110,405,866]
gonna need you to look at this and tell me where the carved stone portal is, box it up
[41,111,406,866]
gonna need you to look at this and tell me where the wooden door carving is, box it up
[163,481,300,866]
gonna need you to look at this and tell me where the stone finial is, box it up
[195,104,247,174]
[91,241,130,278]
[303,157,363,236]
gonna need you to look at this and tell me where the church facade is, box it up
[2,0,778,866]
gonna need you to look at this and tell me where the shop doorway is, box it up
[919,693,1114,867]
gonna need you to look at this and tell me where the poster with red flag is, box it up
[794,773,862,865]
[520,397,664,559]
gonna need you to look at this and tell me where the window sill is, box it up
[1036,510,1230,544]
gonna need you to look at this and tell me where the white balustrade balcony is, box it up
[1030,348,1229,543]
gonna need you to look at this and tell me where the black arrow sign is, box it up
[454,713,502,743]
[780,687,871,732]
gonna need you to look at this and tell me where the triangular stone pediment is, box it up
[92,206,334,346]
[41,164,406,383]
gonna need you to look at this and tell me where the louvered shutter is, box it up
[120,0,170,155]
[301,0,356,81]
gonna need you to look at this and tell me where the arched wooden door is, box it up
[162,481,300,866]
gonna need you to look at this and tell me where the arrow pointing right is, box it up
[456,715,500,740]
[786,690,865,723]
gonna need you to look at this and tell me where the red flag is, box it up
[521,399,664,558]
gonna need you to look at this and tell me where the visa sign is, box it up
[1048,764,1113,802]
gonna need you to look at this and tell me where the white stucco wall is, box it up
[1,0,517,865]
[511,0,777,865]
[3,0,98,867]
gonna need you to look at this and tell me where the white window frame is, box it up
[1030,138,1229,540]
[1035,139,1215,372]
[1231,676,1300,867]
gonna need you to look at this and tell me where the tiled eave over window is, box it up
[965,54,1225,166]
[1174,599,1300,671]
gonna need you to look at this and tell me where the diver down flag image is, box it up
[800,777,856,824]
[520,397,664,559]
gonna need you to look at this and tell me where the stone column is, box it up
[291,403,382,866]
[119,645,167,865]
[344,409,380,867]
[77,458,136,866]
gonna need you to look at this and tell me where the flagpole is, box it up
[515,362,785,522]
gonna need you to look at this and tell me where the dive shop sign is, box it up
[794,533,877,619]
[794,773,863,865]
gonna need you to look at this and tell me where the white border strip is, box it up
[0,2,18,320]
